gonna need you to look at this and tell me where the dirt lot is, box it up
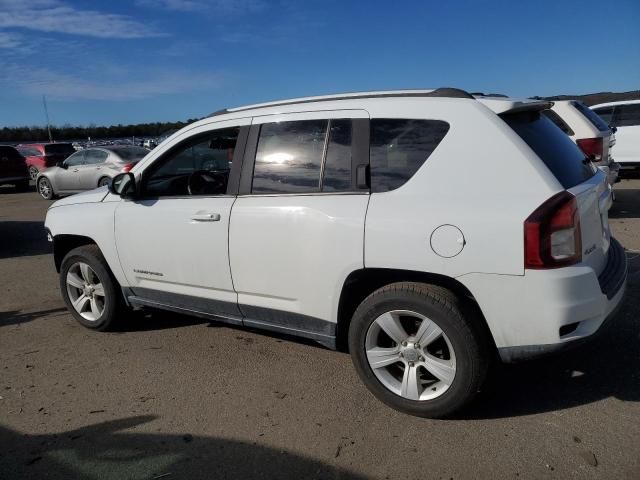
[1,181,639,480]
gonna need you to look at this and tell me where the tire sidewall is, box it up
[29,166,39,180]
[59,248,118,330]
[349,289,479,417]
[38,178,53,200]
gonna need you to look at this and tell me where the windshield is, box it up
[502,110,596,189]
[109,147,149,162]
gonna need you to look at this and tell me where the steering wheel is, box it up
[187,170,228,195]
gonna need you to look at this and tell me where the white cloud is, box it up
[0,0,161,38]
[135,0,266,14]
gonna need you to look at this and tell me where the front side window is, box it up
[142,127,239,197]
[64,151,85,167]
[84,150,109,165]
[370,119,450,192]
[252,120,328,194]
[612,104,640,127]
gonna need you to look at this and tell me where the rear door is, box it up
[78,149,109,189]
[229,110,370,340]
[502,110,611,275]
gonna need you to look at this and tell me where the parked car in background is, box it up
[36,145,149,200]
[591,100,640,176]
[45,89,626,418]
[541,101,619,187]
[17,143,76,181]
[0,145,30,191]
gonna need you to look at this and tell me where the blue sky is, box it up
[0,0,638,127]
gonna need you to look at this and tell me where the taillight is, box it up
[524,191,582,269]
[121,163,134,172]
[576,137,603,162]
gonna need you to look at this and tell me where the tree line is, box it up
[0,119,200,143]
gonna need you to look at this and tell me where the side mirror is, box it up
[109,172,137,198]
[59,162,68,169]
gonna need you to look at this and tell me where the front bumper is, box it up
[458,237,628,363]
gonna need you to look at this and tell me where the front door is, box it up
[115,120,249,320]
[57,150,85,191]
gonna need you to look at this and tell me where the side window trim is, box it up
[238,117,371,196]
[135,125,249,199]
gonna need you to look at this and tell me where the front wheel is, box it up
[38,177,55,200]
[59,245,125,331]
[348,282,489,418]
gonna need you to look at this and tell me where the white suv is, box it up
[45,89,627,418]
[591,100,640,176]
[543,100,619,186]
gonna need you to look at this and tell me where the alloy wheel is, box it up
[66,262,106,321]
[29,167,39,181]
[365,310,456,401]
[38,179,52,199]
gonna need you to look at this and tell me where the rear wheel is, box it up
[59,245,125,331]
[98,176,110,188]
[28,166,39,181]
[38,177,55,200]
[348,282,489,418]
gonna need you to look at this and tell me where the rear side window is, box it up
[370,119,449,192]
[542,110,574,135]
[0,146,23,160]
[592,106,614,124]
[612,104,640,127]
[572,102,610,132]
[502,111,596,189]
[17,146,42,157]
[84,150,109,165]
[44,144,76,156]
[109,147,149,162]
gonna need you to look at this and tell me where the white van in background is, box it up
[591,100,640,176]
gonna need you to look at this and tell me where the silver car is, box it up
[36,146,149,200]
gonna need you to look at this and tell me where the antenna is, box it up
[42,95,53,143]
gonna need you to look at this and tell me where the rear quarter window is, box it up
[502,110,596,189]
[572,101,611,132]
[44,144,76,156]
[542,110,574,136]
[370,119,449,192]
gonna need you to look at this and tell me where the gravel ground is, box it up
[1,180,639,480]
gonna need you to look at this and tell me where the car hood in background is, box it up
[48,187,109,208]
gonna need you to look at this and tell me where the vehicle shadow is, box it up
[461,251,640,419]
[610,185,640,219]
[0,416,366,480]
[0,307,68,328]
[0,184,35,194]
[0,221,51,259]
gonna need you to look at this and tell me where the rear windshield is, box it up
[45,144,76,156]
[108,147,149,162]
[572,101,610,132]
[502,110,596,189]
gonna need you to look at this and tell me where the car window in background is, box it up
[64,151,85,167]
[572,102,610,132]
[17,147,42,157]
[369,119,450,192]
[542,110,574,135]
[252,120,328,194]
[612,104,640,127]
[322,119,352,192]
[592,106,614,124]
[0,146,24,160]
[502,111,595,189]
[109,147,149,162]
[84,150,109,165]
[45,144,76,157]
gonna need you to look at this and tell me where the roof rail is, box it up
[209,87,474,117]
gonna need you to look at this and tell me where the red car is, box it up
[0,145,29,191]
[17,143,76,181]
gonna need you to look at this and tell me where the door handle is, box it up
[72,168,79,172]
[191,213,221,222]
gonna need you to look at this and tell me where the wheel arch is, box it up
[335,268,497,354]
[53,234,98,272]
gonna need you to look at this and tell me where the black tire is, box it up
[15,180,30,192]
[37,177,55,200]
[59,245,125,331]
[28,166,39,181]
[98,176,110,188]
[348,282,489,418]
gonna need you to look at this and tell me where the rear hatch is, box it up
[44,143,76,166]
[0,146,28,178]
[501,108,611,275]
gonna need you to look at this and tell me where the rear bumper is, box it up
[458,238,628,363]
